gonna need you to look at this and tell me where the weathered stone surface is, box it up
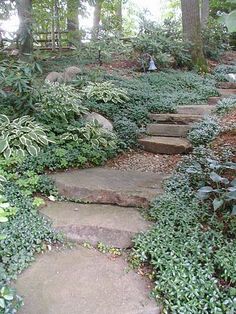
[139,136,192,155]
[208,97,221,106]
[84,112,113,131]
[63,66,81,82]
[148,113,202,124]
[41,202,151,248]
[218,88,236,97]
[177,105,214,115]
[50,168,164,208]
[146,124,191,137]
[45,71,64,83]
[218,82,236,89]
[16,248,160,314]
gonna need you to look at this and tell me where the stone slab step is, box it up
[208,97,221,106]
[218,88,236,97]
[16,247,160,314]
[217,82,236,89]
[50,168,164,208]
[146,123,191,137]
[177,105,214,115]
[41,201,152,248]
[148,113,202,124]
[139,136,192,155]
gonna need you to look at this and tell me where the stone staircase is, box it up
[139,88,236,155]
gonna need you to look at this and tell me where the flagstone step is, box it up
[148,113,202,124]
[218,88,236,97]
[146,123,191,137]
[41,201,152,248]
[217,82,236,89]
[139,136,192,155]
[16,247,160,314]
[177,105,215,115]
[50,168,164,208]
[208,97,221,106]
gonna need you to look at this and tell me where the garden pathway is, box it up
[15,87,236,314]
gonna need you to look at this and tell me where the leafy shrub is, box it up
[213,64,236,82]
[214,97,236,115]
[82,81,129,104]
[0,285,22,313]
[37,82,88,133]
[0,115,52,158]
[187,116,221,146]
[113,117,139,149]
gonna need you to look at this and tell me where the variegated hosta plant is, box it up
[0,115,53,159]
[82,81,130,104]
[60,121,117,149]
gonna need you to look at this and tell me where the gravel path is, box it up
[105,149,182,174]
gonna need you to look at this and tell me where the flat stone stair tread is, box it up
[218,82,236,89]
[41,201,152,248]
[177,105,215,115]
[218,88,236,97]
[148,113,202,124]
[50,168,164,208]
[16,247,160,314]
[139,136,192,155]
[146,123,191,137]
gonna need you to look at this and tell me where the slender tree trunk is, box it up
[181,0,207,68]
[92,0,103,38]
[55,0,61,52]
[17,0,33,56]
[201,0,209,27]
[116,0,122,34]
[67,0,79,31]
[51,1,55,51]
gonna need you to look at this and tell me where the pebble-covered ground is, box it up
[105,149,182,174]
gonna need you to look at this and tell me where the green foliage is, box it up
[113,117,139,149]
[37,82,88,134]
[0,285,22,314]
[215,97,236,115]
[0,115,52,159]
[187,116,221,146]
[0,59,41,115]
[213,64,236,82]
[197,159,236,214]
[82,81,129,104]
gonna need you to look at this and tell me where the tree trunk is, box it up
[201,0,209,27]
[17,0,33,56]
[116,0,122,34]
[181,0,207,68]
[55,0,61,52]
[67,0,80,45]
[92,0,103,38]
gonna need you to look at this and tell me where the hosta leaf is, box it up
[198,186,213,193]
[0,139,8,153]
[210,172,224,183]
[0,176,6,182]
[232,205,236,216]
[3,147,12,159]
[19,136,27,146]
[27,145,38,156]
[15,148,25,158]
[0,114,10,125]
[28,132,38,141]
[213,199,224,211]
[37,136,48,145]
[0,216,8,223]
[0,297,5,308]
[227,190,236,200]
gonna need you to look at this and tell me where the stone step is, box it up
[16,247,160,314]
[50,168,164,208]
[41,201,151,248]
[139,136,192,155]
[217,82,236,89]
[177,105,214,115]
[208,97,221,106]
[148,113,202,124]
[218,88,236,97]
[146,123,191,137]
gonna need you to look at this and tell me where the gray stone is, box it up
[208,97,221,106]
[177,105,214,115]
[45,71,64,83]
[139,136,192,155]
[84,112,113,132]
[148,113,202,124]
[218,88,236,97]
[50,168,164,208]
[63,66,81,82]
[41,201,151,248]
[218,82,236,89]
[146,124,191,137]
[16,247,161,314]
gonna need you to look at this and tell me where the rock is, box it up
[50,168,164,208]
[84,112,113,131]
[148,113,202,124]
[41,201,151,248]
[218,88,236,97]
[139,136,192,155]
[63,66,81,82]
[218,82,236,89]
[16,247,161,314]
[177,105,215,115]
[146,124,191,137]
[45,71,64,83]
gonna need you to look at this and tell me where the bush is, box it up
[113,117,139,149]
[187,116,221,146]
[214,97,236,116]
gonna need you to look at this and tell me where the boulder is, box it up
[45,71,64,83]
[63,66,81,82]
[84,112,113,131]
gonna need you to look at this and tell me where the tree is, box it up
[116,0,122,34]
[92,0,103,37]
[181,0,207,68]
[67,0,79,32]
[201,0,209,27]
[17,0,33,56]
